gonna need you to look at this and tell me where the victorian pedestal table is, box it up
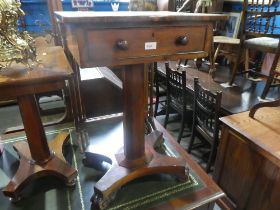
[0,47,77,201]
[56,11,227,208]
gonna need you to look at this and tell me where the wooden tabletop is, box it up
[0,46,73,100]
[0,46,72,87]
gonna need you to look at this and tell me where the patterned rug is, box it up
[0,120,204,210]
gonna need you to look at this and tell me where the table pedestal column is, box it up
[91,64,189,209]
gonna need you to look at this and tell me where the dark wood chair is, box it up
[229,0,280,99]
[188,78,222,173]
[164,62,193,143]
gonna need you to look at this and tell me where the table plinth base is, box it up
[91,130,189,210]
[3,132,77,201]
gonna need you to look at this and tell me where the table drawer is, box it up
[85,26,209,66]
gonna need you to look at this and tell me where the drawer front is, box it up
[85,26,209,66]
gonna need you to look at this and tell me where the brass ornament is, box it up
[0,0,37,70]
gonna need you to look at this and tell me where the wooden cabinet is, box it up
[213,107,280,210]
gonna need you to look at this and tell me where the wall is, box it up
[20,0,129,33]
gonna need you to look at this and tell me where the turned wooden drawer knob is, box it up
[116,40,128,50]
[176,36,188,46]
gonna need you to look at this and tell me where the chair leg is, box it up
[0,144,3,156]
[154,87,160,117]
[261,74,274,99]
[177,113,185,143]
[229,52,242,86]
[245,48,249,78]
[196,58,202,70]
[154,99,159,117]
[209,46,216,76]
[206,141,218,173]
[213,43,221,64]
[187,128,196,153]
[164,101,170,128]
[261,52,280,99]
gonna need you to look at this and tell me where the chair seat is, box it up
[214,36,240,45]
[244,37,279,53]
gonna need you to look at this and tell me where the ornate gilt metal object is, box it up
[0,0,36,70]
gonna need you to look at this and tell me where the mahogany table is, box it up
[56,11,226,209]
[0,47,77,201]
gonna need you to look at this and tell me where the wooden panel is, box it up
[247,163,280,210]
[81,78,122,118]
[215,128,263,209]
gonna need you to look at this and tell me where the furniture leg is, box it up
[68,77,79,129]
[0,144,3,156]
[229,50,242,86]
[188,128,196,153]
[260,52,280,99]
[213,43,221,64]
[245,48,249,78]
[261,74,274,99]
[206,140,217,173]
[177,111,186,143]
[164,98,170,128]
[154,93,159,117]
[196,58,203,70]
[209,42,216,76]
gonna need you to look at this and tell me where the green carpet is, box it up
[0,122,204,210]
